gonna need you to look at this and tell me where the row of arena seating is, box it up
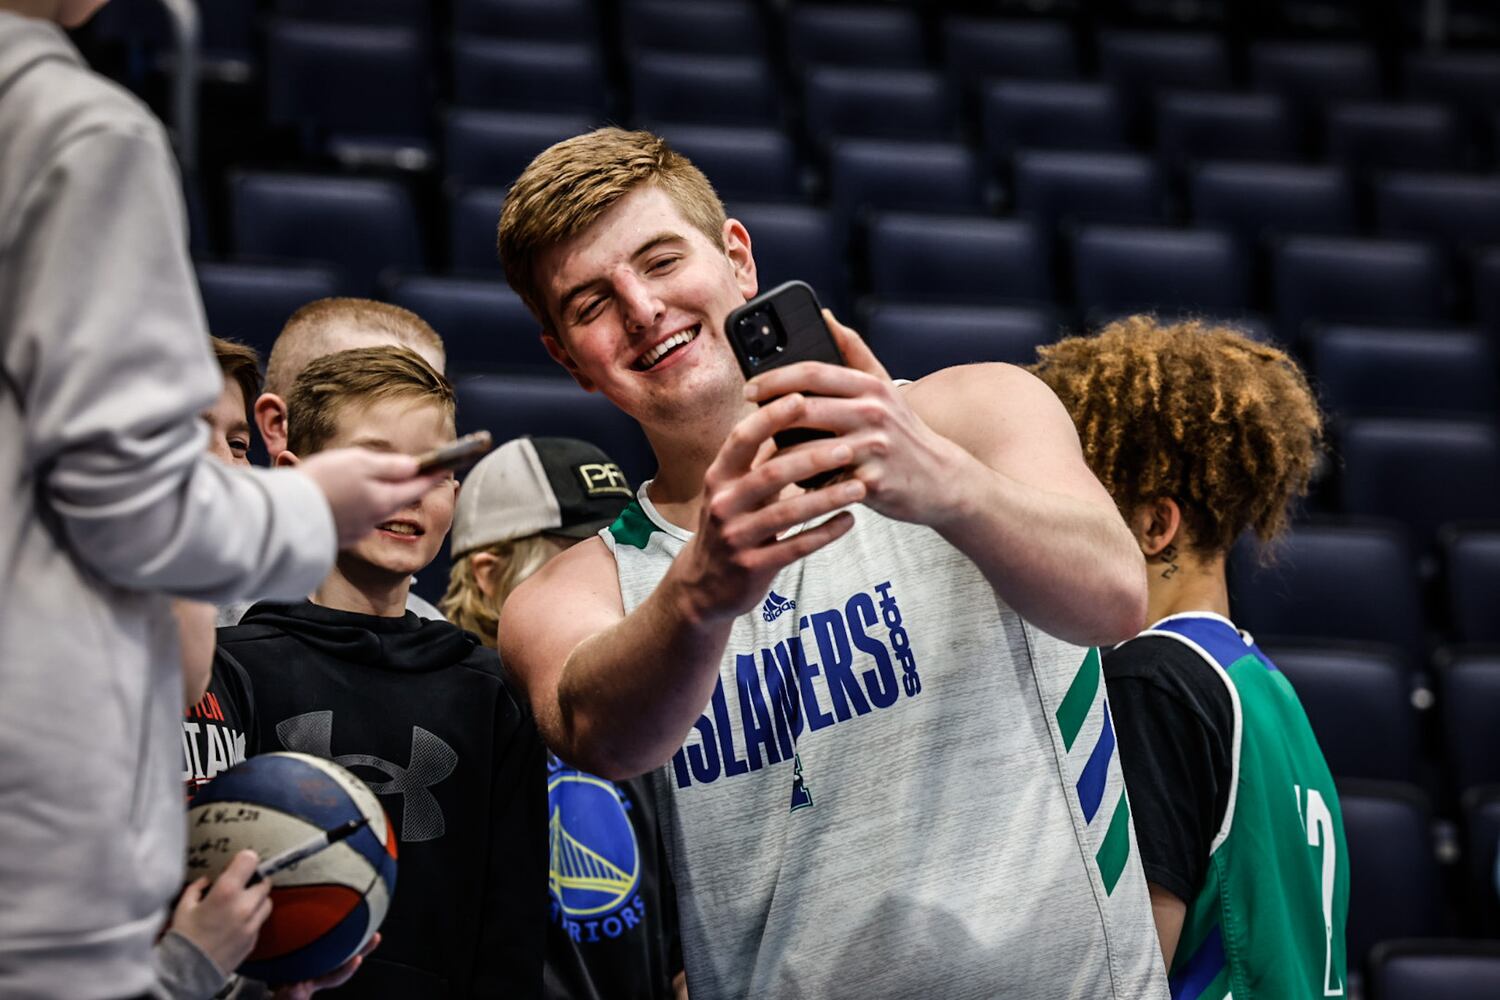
[214,164,1500,325]
[82,1,1500,179]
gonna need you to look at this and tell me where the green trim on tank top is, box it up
[608,500,656,551]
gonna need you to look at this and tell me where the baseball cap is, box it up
[449,436,634,558]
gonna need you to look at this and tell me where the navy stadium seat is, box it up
[1340,418,1500,553]
[653,125,801,202]
[1374,173,1500,250]
[825,140,984,241]
[196,262,343,358]
[385,275,552,375]
[729,203,847,316]
[861,303,1056,379]
[1462,786,1500,935]
[448,187,506,275]
[1155,92,1299,167]
[622,0,765,57]
[981,82,1129,164]
[453,37,608,116]
[1338,781,1445,972]
[272,0,428,26]
[266,20,432,163]
[1010,151,1163,234]
[1311,327,1498,419]
[865,213,1050,305]
[1326,103,1463,172]
[444,110,594,189]
[784,4,925,70]
[1260,642,1421,784]
[1249,41,1382,114]
[942,17,1077,92]
[1368,940,1500,1000]
[1190,163,1356,249]
[629,52,780,127]
[1072,226,1247,317]
[452,374,656,485]
[1095,30,1230,125]
[230,173,423,296]
[1273,237,1447,338]
[802,68,957,145]
[1442,525,1500,643]
[453,0,596,39]
[1476,249,1500,336]
[1228,519,1426,669]
[1403,51,1500,127]
[1440,652,1500,793]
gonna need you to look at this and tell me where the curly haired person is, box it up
[1032,316,1349,1000]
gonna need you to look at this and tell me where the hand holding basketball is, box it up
[170,849,273,975]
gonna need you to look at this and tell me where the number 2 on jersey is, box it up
[1299,785,1344,997]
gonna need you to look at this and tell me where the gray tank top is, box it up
[602,487,1168,999]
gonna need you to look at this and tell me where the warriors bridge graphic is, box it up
[549,806,636,911]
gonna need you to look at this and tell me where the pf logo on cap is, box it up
[577,462,631,497]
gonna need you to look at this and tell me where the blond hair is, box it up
[210,336,262,426]
[497,127,727,323]
[266,298,446,398]
[1030,315,1325,556]
[440,536,559,647]
[286,345,454,457]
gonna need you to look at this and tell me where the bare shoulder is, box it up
[904,362,1079,465]
[498,536,624,698]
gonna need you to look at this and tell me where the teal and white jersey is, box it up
[602,487,1168,1000]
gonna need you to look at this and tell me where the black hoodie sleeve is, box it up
[472,686,550,997]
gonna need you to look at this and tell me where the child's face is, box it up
[202,376,252,467]
[324,397,458,580]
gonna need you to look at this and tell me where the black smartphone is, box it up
[725,280,847,488]
[414,430,493,475]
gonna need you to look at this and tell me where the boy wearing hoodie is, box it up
[214,346,547,998]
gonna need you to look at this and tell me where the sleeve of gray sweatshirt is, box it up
[4,107,335,602]
[151,932,229,1000]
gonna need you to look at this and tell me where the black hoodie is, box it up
[215,601,547,998]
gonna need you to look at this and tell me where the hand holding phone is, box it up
[725,281,847,488]
[414,430,493,475]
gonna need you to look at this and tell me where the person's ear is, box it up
[470,551,499,602]
[274,449,300,469]
[254,393,289,460]
[1129,497,1182,559]
[723,218,758,301]
[541,331,597,393]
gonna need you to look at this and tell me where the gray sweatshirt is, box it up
[0,14,337,998]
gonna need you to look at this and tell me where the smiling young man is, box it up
[495,128,1166,998]
[214,346,547,997]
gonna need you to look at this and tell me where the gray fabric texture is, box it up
[604,489,1169,999]
[0,14,336,998]
[150,931,228,1000]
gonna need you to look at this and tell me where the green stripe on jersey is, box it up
[1096,790,1132,895]
[1056,647,1102,751]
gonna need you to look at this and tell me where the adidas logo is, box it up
[761,590,796,622]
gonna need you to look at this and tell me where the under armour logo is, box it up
[276,711,457,843]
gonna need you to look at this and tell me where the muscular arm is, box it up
[904,362,1147,646]
[500,394,862,779]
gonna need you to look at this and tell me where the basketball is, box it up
[187,752,398,985]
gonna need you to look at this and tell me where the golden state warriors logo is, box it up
[548,768,641,921]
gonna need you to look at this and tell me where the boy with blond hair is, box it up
[215,346,546,997]
[220,298,451,626]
